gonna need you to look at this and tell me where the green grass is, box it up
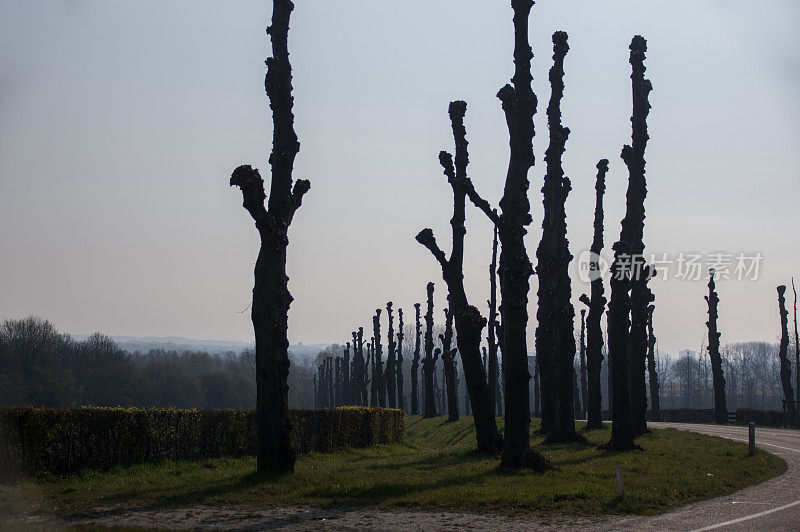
[1,416,785,519]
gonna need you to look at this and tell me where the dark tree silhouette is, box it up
[605,35,653,450]
[646,305,661,421]
[373,310,386,407]
[572,368,582,422]
[369,337,378,407]
[351,328,367,405]
[334,357,341,406]
[777,285,797,422]
[229,0,309,474]
[487,221,502,416]
[343,343,351,405]
[440,308,460,422]
[313,374,318,409]
[397,308,405,411]
[620,35,654,437]
[326,357,334,408]
[422,283,438,418]
[579,159,608,430]
[411,303,422,415]
[386,302,397,409]
[533,360,540,417]
[579,309,588,420]
[461,0,544,468]
[534,31,578,442]
[705,269,727,424]
[793,278,800,424]
[606,241,638,451]
[416,102,502,451]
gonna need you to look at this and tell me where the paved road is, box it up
[615,422,800,531]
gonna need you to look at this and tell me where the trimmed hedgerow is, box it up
[0,406,404,478]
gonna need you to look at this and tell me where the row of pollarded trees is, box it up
[230,0,671,473]
[673,271,800,427]
[314,282,489,423]
[416,2,665,458]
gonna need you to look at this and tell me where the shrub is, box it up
[0,406,404,478]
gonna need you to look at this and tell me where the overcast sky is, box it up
[1,0,798,355]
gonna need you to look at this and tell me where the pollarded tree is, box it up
[487,221,502,417]
[373,310,386,407]
[422,283,438,418]
[334,357,341,406]
[793,279,800,425]
[397,308,406,411]
[440,307,460,422]
[606,240,638,450]
[705,269,727,424]
[777,285,797,422]
[579,159,608,430]
[535,31,578,442]
[411,303,422,415]
[646,304,661,421]
[461,0,548,468]
[369,338,378,407]
[229,0,310,474]
[343,343,351,405]
[620,35,654,437]
[605,35,653,450]
[579,309,588,420]
[386,302,397,408]
[416,102,503,451]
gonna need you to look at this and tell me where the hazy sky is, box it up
[1,1,798,355]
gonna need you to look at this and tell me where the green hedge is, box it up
[0,406,404,478]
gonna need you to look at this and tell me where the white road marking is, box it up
[690,499,800,531]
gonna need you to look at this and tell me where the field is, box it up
[1,415,784,525]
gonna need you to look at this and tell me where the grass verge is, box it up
[0,416,785,518]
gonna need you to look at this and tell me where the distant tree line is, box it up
[0,316,310,410]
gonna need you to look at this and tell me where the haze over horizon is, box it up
[1,1,798,356]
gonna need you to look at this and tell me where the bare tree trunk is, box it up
[536,31,578,442]
[777,286,797,421]
[580,160,608,430]
[646,305,661,421]
[343,343,351,405]
[397,308,405,411]
[459,0,551,470]
[793,279,800,425]
[411,303,421,415]
[334,357,341,406]
[386,303,397,408]
[416,103,502,451]
[605,35,653,450]
[369,338,378,407]
[441,308,460,422]
[422,283,438,418]
[495,0,538,467]
[620,36,654,437]
[229,0,309,475]
[533,362,540,418]
[488,223,501,417]
[313,374,318,410]
[606,241,638,451]
[579,309,588,420]
[706,270,727,424]
[373,311,386,407]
